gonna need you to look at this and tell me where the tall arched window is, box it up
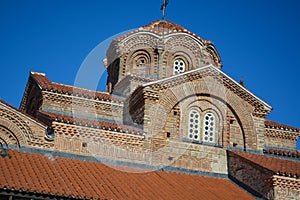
[188,110,201,141]
[202,113,215,143]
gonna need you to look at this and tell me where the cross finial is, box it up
[160,0,169,20]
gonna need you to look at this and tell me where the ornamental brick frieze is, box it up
[142,66,271,117]
[142,72,263,149]
[0,125,19,146]
[265,128,300,140]
[51,122,144,155]
[272,175,300,192]
[120,34,157,53]
[164,35,207,68]
[42,91,124,120]
[143,88,159,101]
[0,108,33,145]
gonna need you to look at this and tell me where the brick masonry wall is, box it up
[253,117,266,150]
[273,176,300,200]
[142,77,261,150]
[0,104,52,149]
[42,91,124,122]
[166,141,227,173]
[265,128,298,149]
[52,122,144,155]
[227,111,244,148]
[227,151,274,198]
[37,121,228,174]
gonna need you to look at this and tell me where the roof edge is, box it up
[0,99,47,128]
[265,120,300,132]
[143,65,272,110]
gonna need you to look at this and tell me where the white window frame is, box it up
[188,110,201,141]
[202,113,215,143]
[173,58,185,75]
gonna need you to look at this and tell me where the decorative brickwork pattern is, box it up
[4,19,299,200]
[138,66,271,150]
[264,121,300,149]
[0,101,51,149]
[105,20,222,95]
[272,175,300,199]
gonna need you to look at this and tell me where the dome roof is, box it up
[115,20,213,46]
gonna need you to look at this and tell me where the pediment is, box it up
[141,65,272,116]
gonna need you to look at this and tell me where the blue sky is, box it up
[0,0,299,147]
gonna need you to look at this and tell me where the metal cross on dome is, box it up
[160,0,169,20]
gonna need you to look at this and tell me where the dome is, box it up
[105,20,222,95]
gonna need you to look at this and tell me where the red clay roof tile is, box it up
[0,149,254,200]
[231,150,300,178]
[264,148,300,158]
[30,72,123,103]
[38,110,144,136]
[115,20,211,46]
[265,120,300,132]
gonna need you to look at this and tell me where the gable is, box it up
[142,64,272,114]
[128,65,272,150]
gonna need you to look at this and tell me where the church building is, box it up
[0,20,299,199]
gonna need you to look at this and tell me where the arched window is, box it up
[188,110,201,141]
[202,113,215,143]
[173,58,185,75]
[131,50,151,76]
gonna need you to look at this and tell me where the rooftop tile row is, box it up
[263,149,300,159]
[115,20,211,46]
[38,110,144,136]
[30,72,123,102]
[231,150,300,178]
[0,149,254,200]
[265,120,300,132]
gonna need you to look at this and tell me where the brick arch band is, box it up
[0,125,20,147]
[0,108,33,146]
[146,79,256,149]
[177,97,227,145]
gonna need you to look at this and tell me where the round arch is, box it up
[0,108,33,146]
[145,80,255,149]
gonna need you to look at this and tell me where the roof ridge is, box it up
[30,71,46,76]
[114,20,210,45]
[30,71,124,102]
[265,120,300,132]
[142,65,272,111]
[263,148,300,159]
[37,110,144,136]
[230,150,300,178]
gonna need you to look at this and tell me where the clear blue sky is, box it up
[0,0,299,147]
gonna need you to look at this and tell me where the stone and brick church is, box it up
[0,20,299,199]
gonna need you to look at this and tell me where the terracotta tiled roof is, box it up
[263,149,300,159]
[231,150,300,178]
[30,72,123,102]
[0,99,47,127]
[38,110,144,136]
[115,20,211,46]
[0,149,254,200]
[265,120,300,132]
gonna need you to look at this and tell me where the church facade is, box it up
[0,20,299,199]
